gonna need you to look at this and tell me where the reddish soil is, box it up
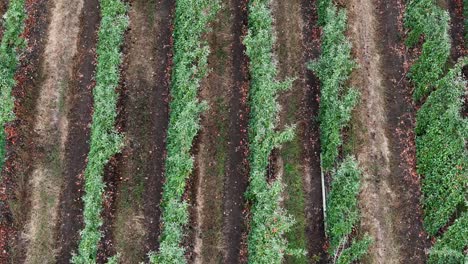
[110,0,174,262]
[222,0,250,263]
[54,0,99,262]
[0,0,50,262]
[301,0,327,262]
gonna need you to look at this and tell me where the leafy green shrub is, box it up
[415,58,468,236]
[308,2,359,171]
[326,157,372,264]
[406,0,467,259]
[465,0,468,40]
[405,0,451,101]
[310,2,371,263]
[0,0,26,173]
[317,0,332,26]
[428,212,467,264]
[243,0,305,262]
[71,0,128,263]
[149,1,220,263]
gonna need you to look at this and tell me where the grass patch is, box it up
[283,138,307,264]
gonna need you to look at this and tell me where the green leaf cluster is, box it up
[311,2,371,263]
[405,0,467,259]
[405,0,451,101]
[0,0,26,173]
[429,212,468,264]
[71,0,129,263]
[149,1,220,263]
[308,2,359,171]
[316,0,331,26]
[415,59,468,237]
[243,0,304,263]
[465,0,468,41]
[326,157,372,264]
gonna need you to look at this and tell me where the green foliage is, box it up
[243,0,305,263]
[336,237,373,264]
[317,0,332,26]
[326,157,371,263]
[308,2,359,171]
[406,0,467,258]
[105,254,120,264]
[149,1,220,263]
[0,0,26,173]
[428,212,468,264]
[415,59,468,236]
[465,0,468,41]
[311,3,370,263]
[71,0,129,263]
[404,0,451,101]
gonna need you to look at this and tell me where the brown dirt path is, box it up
[301,1,327,262]
[0,0,30,261]
[0,1,9,261]
[221,0,250,263]
[191,0,249,262]
[448,0,467,62]
[447,0,468,98]
[55,0,100,261]
[21,0,84,262]
[0,0,6,35]
[110,0,174,262]
[347,0,429,262]
[2,0,50,262]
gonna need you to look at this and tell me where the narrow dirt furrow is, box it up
[375,0,429,261]
[1,0,49,262]
[20,0,84,262]
[448,0,468,103]
[55,0,99,261]
[448,0,467,63]
[98,159,119,262]
[222,0,250,263]
[191,0,248,262]
[0,1,10,260]
[111,0,174,262]
[300,0,326,262]
[448,0,468,116]
[347,0,428,262]
[0,0,6,36]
